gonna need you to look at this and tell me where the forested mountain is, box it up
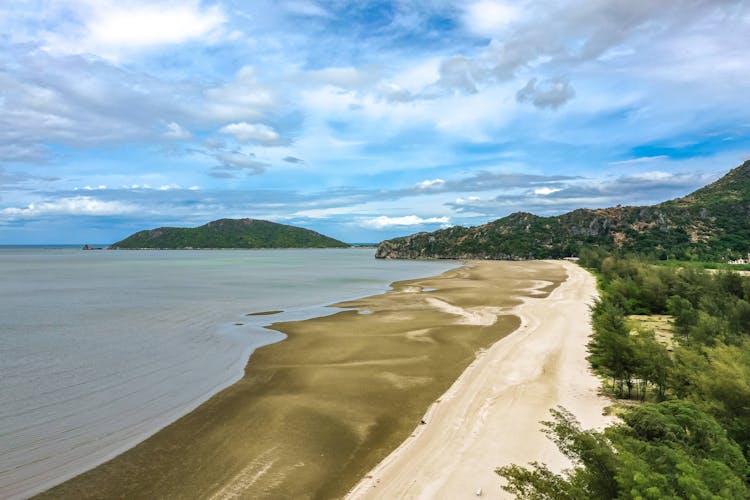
[110,218,349,249]
[376,160,750,261]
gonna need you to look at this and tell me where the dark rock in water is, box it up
[81,244,102,250]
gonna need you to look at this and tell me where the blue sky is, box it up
[1,0,749,244]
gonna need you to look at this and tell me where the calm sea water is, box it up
[0,248,457,499]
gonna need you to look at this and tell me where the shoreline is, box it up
[4,249,457,500]
[37,260,566,499]
[346,260,613,499]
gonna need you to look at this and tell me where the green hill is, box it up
[376,160,750,261]
[110,218,349,249]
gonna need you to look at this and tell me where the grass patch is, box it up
[628,314,675,352]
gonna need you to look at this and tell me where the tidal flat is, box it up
[1,248,453,499]
[39,261,565,499]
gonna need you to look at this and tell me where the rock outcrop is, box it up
[376,160,750,261]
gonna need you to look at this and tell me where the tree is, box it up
[632,331,672,400]
[589,301,638,397]
[685,341,750,456]
[607,401,748,499]
[666,295,698,339]
[497,407,619,499]
[639,272,668,313]
[497,403,749,499]
[688,312,729,347]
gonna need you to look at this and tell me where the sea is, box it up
[0,247,457,499]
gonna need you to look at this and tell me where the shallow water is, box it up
[0,247,456,499]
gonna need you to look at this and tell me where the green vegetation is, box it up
[377,160,750,262]
[498,403,748,499]
[375,158,750,496]
[110,218,349,249]
[627,315,674,352]
[374,158,750,496]
[655,260,750,271]
[497,250,750,498]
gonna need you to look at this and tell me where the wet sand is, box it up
[37,261,565,499]
[346,260,613,499]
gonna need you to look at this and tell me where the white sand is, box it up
[346,261,614,500]
[425,297,504,326]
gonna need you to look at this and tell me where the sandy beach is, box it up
[347,260,613,499]
[38,260,567,499]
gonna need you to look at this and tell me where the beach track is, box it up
[347,261,614,500]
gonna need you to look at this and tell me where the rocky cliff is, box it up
[376,160,750,261]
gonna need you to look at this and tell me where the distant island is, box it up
[377,159,750,261]
[110,218,349,249]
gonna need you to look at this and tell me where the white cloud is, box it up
[627,171,674,182]
[211,150,268,176]
[219,122,281,145]
[516,78,576,109]
[1,196,138,218]
[310,72,518,136]
[205,67,277,121]
[376,82,414,103]
[391,57,442,93]
[309,67,375,89]
[415,178,445,189]
[41,1,226,60]
[608,155,669,166]
[455,196,481,204]
[88,2,225,48]
[533,187,561,195]
[438,56,483,94]
[463,1,521,37]
[164,122,191,140]
[120,183,200,191]
[360,215,450,229]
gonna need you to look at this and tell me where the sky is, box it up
[1,0,749,244]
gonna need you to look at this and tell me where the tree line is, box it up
[497,248,750,498]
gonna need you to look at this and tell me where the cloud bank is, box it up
[0,0,747,243]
